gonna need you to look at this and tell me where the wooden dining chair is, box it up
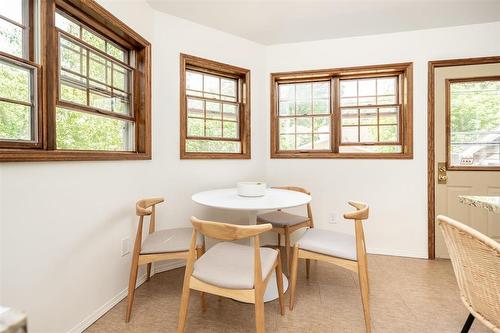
[125,198,204,322]
[257,186,313,274]
[437,215,500,333]
[177,217,285,333]
[289,201,371,333]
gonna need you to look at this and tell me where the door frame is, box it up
[427,56,500,259]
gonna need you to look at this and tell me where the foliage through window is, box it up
[447,77,500,169]
[180,54,250,159]
[271,63,413,159]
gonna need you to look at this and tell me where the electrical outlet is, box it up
[329,212,338,224]
[121,238,131,256]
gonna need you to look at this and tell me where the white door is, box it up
[434,62,500,258]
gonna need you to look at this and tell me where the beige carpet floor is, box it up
[85,254,489,332]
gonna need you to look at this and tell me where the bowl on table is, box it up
[237,182,267,197]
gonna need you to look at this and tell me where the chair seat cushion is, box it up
[298,228,357,261]
[141,227,202,254]
[192,242,278,289]
[257,211,309,227]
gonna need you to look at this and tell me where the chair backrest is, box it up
[134,198,165,251]
[343,201,369,261]
[437,215,500,331]
[272,186,314,224]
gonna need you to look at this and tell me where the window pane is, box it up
[113,65,128,91]
[341,109,358,126]
[0,101,31,141]
[55,13,81,38]
[449,79,500,167]
[313,134,330,150]
[296,83,312,100]
[340,145,402,153]
[60,82,87,105]
[221,78,236,97]
[204,75,219,94]
[279,84,295,101]
[0,19,23,58]
[360,109,377,125]
[296,100,312,115]
[60,39,87,74]
[279,134,295,150]
[377,95,396,105]
[342,126,358,143]
[187,98,203,118]
[379,107,399,124]
[0,59,30,102]
[380,125,398,142]
[0,0,23,24]
[186,139,240,153]
[186,71,202,91]
[358,96,376,106]
[89,91,112,111]
[340,97,357,107]
[279,118,295,134]
[223,121,238,138]
[313,82,329,99]
[187,118,204,137]
[340,80,357,97]
[297,134,312,150]
[360,126,378,142]
[296,117,312,133]
[82,29,105,51]
[222,103,238,121]
[279,101,295,116]
[206,101,221,119]
[377,77,396,95]
[107,43,126,62]
[313,116,330,133]
[206,119,222,137]
[313,99,329,114]
[358,79,376,96]
[56,108,134,151]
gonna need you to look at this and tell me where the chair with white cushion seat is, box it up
[257,186,313,275]
[125,198,204,322]
[289,201,371,333]
[177,217,285,333]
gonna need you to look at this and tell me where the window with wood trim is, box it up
[180,54,250,159]
[271,63,413,159]
[0,0,151,161]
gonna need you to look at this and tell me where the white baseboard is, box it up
[367,247,428,259]
[67,260,186,333]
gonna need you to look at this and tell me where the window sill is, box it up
[0,149,152,162]
[271,151,413,159]
[180,152,251,160]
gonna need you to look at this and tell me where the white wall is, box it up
[0,1,498,331]
[265,22,500,258]
[0,1,266,332]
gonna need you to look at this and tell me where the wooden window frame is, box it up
[180,53,251,159]
[270,62,413,159]
[445,75,500,171]
[0,0,151,162]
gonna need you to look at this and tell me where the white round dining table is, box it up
[192,187,312,302]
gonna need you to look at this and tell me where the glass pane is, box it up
[204,75,219,94]
[186,71,202,91]
[358,79,376,96]
[340,145,402,153]
[82,29,105,51]
[360,126,378,142]
[113,66,128,91]
[359,109,377,125]
[89,53,107,84]
[313,134,330,150]
[380,125,398,142]
[296,83,312,100]
[379,107,399,124]
[313,99,329,114]
[206,101,221,119]
[55,13,81,38]
[340,97,357,107]
[279,101,295,116]
[223,103,238,121]
[60,38,86,74]
[56,108,134,151]
[0,59,30,103]
[296,101,312,115]
[106,43,126,62]
[296,117,312,133]
[187,118,204,137]
[342,126,358,143]
[279,118,295,134]
[223,121,238,138]
[340,80,357,97]
[0,101,31,141]
[186,139,240,153]
[358,96,376,106]
[221,78,236,97]
[89,91,112,111]
[60,82,87,105]
[341,109,358,126]
[0,0,23,23]
[313,116,330,133]
[279,134,295,150]
[297,134,312,150]
[206,119,222,137]
[279,84,295,101]
[377,77,396,95]
[187,98,203,118]
[449,80,500,167]
[313,82,329,99]
[0,19,23,57]
[377,95,396,105]
[113,97,129,115]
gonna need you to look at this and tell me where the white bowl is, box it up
[237,182,267,197]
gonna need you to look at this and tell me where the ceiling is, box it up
[147,0,500,45]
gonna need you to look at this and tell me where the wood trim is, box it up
[427,56,500,259]
[0,0,152,162]
[445,75,500,172]
[179,53,251,159]
[270,62,413,159]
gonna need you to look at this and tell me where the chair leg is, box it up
[289,245,299,310]
[275,252,285,316]
[277,233,281,249]
[284,227,291,275]
[196,247,207,312]
[125,255,140,322]
[255,290,265,333]
[358,261,371,333]
[306,259,310,279]
[146,263,152,281]
[177,279,192,333]
[460,313,475,333]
